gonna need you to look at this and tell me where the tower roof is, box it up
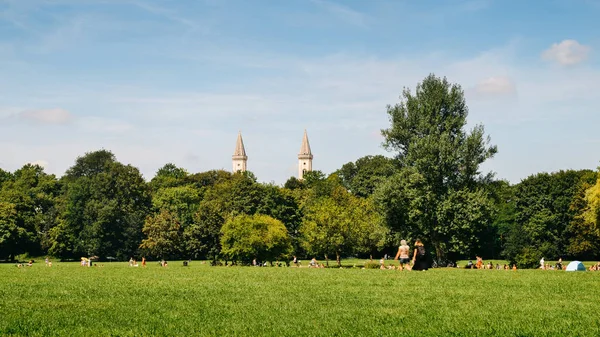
[233,131,247,158]
[298,129,313,159]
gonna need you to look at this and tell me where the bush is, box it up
[221,214,292,263]
[513,247,542,269]
[363,261,381,269]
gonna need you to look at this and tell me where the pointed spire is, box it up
[298,129,312,158]
[233,131,247,157]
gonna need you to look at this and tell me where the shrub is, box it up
[363,261,381,269]
[513,247,542,269]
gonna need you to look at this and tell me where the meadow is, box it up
[1,260,600,337]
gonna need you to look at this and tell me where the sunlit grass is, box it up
[1,261,599,336]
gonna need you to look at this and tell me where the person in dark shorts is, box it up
[394,239,411,270]
[411,239,429,271]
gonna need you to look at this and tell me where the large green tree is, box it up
[567,172,600,259]
[0,164,60,257]
[148,163,189,191]
[0,202,24,261]
[221,214,292,264]
[503,170,596,266]
[300,186,386,266]
[377,74,497,263]
[140,185,202,258]
[49,150,151,260]
[336,155,397,198]
[140,209,182,259]
[0,168,11,189]
[184,172,264,261]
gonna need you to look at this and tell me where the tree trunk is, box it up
[336,252,341,267]
[325,254,329,267]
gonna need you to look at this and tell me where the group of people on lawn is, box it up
[466,258,517,270]
[300,239,431,270]
[588,262,600,271]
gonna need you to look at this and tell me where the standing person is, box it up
[141,257,146,268]
[411,239,429,271]
[394,240,411,271]
[540,257,545,270]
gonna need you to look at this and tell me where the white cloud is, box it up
[1,40,599,185]
[18,108,73,124]
[76,117,133,134]
[471,76,516,97]
[29,160,48,168]
[542,39,591,66]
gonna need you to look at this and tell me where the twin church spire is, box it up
[232,130,313,180]
[231,131,248,173]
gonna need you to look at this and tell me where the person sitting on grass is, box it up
[556,258,563,270]
[475,256,483,269]
[309,258,317,268]
[379,257,385,269]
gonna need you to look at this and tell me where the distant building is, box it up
[231,130,313,179]
[298,129,313,180]
[232,131,247,173]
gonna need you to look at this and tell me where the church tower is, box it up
[232,131,247,173]
[298,129,313,180]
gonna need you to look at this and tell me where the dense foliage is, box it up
[1,74,599,267]
[220,214,292,263]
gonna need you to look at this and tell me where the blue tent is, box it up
[566,261,586,271]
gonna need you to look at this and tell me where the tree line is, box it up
[1,74,598,268]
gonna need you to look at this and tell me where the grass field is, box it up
[2,261,600,336]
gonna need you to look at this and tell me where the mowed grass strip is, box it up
[1,262,599,336]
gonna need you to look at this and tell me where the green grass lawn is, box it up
[1,261,600,336]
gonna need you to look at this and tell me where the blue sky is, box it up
[0,0,599,184]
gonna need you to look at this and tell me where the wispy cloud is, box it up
[17,108,73,125]
[310,0,368,28]
[0,1,598,185]
[130,0,212,35]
